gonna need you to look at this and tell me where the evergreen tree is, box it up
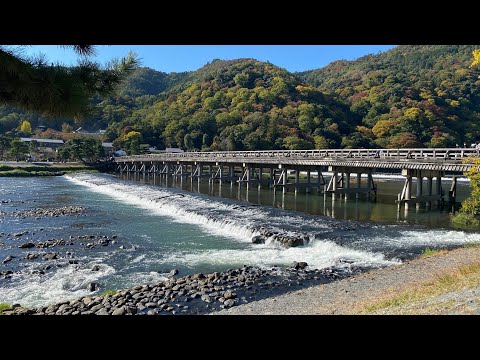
[0,45,139,118]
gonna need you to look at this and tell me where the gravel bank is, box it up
[215,246,480,315]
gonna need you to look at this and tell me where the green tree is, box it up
[452,158,480,227]
[0,134,12,160]
[184,133,194,151]
[61,138,104,162]
[68,138,85,161]
[122,131,143,155]
[28,140,38,159]
[57,146,71,162]
[0,45,139,118]
[9,138,28,161]
[282,136,314,150]
[314,135,329,149]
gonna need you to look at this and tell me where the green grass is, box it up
[420,247,444,257]
[0,303,11,315]
[359,262,480,314]
[100,290,117,297]
[464,242,480,249]
[364,293,413,313]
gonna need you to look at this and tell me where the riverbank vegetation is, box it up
[452,158,480,227]
[0,303,11,315]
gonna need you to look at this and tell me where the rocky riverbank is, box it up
[13,206,86,219]
[1,262,362,315]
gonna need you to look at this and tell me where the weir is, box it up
[114,148,478,212]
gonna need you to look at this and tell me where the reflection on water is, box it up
[122,172,471,230]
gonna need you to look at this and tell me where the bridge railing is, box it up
[118,148,480,162]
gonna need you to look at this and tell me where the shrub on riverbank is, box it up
[0,303,11,315]
[452,158,480,229]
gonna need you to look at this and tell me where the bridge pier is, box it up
[325,166,376,199]
[398,169,445,212]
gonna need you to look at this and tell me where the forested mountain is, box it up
[299,45,480,147]
[1,45,480,152]
[108,59,357,151]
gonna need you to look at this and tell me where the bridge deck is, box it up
[115,148,479,173]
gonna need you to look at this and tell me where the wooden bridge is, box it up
[114,148,479,211]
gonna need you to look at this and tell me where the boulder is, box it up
[223,299,236,308]
[18,242,35,249]
[292,261,308,270]
[223,290,236,299]
[42,253,58,261]
[251,235,266,244]
[87,282,99,292]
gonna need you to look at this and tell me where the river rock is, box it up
[13,231,28,237]
[25,253,38,260]
[223,290,236,299]
[90,304,104,312]
[91,265,101,272]
[88,282,99,292]
[201,294,212,303]
[95,308,110,315]
[223,299,236,308]
[43,253,58,261]
[251,235,266,244]
[3,255,15,263]
[292,261,308,270]
[83,297,93,306]
[19,242,35,249]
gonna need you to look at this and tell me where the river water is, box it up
[1,172,479,308]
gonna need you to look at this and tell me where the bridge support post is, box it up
[295,167,300,194]
[449,175,457,206]
[332,170,338,192]
[356,173,361,199]
[259,167,263,189]
[426,177,432,209]
[229,165,234,185]
[405,174,412,211]
[366,169,373,200]
[317,168,322,194]
[344,172,350,200]
[416,173,423,211]
[306,170,311,193]
[436,174,442,207]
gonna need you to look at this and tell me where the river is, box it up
[0,172,479,308]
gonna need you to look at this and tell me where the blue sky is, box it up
[19,45,396,73]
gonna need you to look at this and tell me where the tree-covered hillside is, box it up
[2,45,480,153]
[299,45,480,147]
[109,59,358,152]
